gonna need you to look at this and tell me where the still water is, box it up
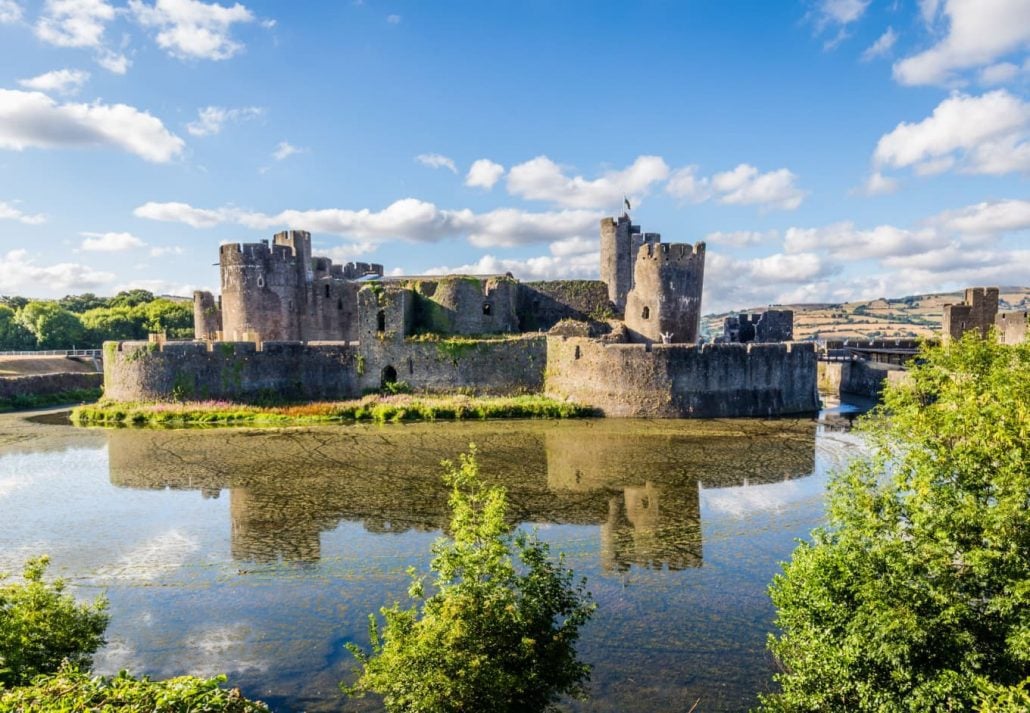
[0,408,865,712]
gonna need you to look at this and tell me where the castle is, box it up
[103,214,820,418]
[943,287,1029,345]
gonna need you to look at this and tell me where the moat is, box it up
[0,408,866,712]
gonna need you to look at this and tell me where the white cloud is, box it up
[425,252,600,281]
[465,158,504,189]
[0,200,46,225]
[929,198,1030,235]
[134,201,227,227]
[784,221,942,260]
[80,231,146,251]
[979,62,1020,85]
[668,163,806,210]
[18,68,90,95]
[129,0,256,61]
[893,0,1030,86]
[857,171,900,196]
[0,1,22,23]
[148,245,183,257]
[507,155,669,210]
[702,230,778,247]
[415,153,457,173]
[873,90,1030,175]
[133,198,599,249]
[702,251,840,314]
[548,236,596,257]
[386,13,400,24]
[272,140,302,160]
[0,89,185,163]
[113,278,200,296]
[186,105,262,136]
[36,0,116,48]
[861,27,897,61]
[0,249,114,292]
[96,48,130,74]
[815,0,870,27]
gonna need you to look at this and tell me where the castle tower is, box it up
[192,290,222,340]
[623,242,706,343]
[219,241,305,341]
[942,287,1000,343]
[273,230,313,284]
[600,215,660,313]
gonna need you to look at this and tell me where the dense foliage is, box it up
[0,666,270,712]
[0,291,192,350]
[761,334,1030,712]
[345,446,595,712]
[0,556,109,688]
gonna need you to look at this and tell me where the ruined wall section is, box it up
[545,337,818,418]
[193,291,222,340]
[942,287,999,342]
[995,310,1028,344]
[406,276,519,335]
[723,309,793,343]
[103,340,361,402]
[600,215,659,312]
[624,242,705,344]
[516,281,614,331]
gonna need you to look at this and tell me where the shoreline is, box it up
[70,394,599,427]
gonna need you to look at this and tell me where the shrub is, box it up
[0,665,270,711]
[344,446,595,712]
[759,334,1030,712]
[0,556,109,688]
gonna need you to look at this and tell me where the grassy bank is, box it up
[71,394,598,426]
[0,387,102,413]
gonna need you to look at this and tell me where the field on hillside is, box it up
[703,287,1030,341]
[0,355,100,376]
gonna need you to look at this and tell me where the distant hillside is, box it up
[703,287,1030,341]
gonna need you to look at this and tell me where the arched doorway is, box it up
[381,365,398,389]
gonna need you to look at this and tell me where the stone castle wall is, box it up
[545,337,819,417]
[942,287,999,342]
[995,310,1028,344]
[516,280,614,331]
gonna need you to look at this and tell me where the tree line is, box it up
[0,290,193,350]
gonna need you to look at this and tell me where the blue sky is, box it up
[0,0,1027,312]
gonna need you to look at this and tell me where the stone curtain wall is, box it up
[516,281,614,331]
[545,337,820,418]
[0,372,102,401]
[102,336,548,402]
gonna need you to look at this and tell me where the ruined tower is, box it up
[942,287,999,343]
[192,290,222,340]
[623,242,706,344]
[600,215,660,313]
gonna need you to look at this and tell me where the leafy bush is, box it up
[0,556,109,688]
[760,334,1030,712]
[0,665,270,711]
[344,446,595,712]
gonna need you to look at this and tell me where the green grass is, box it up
[0,388,102,413]
[71,394,598,427]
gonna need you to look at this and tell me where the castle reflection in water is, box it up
[105,419,817,573]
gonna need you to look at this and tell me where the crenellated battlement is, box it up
[638,241,706,263]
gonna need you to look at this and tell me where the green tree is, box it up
[345,446,595,713]
[14,302,85,349]
[57,293,109,313]
[0,556,109,688]
[108,289,155,309]
[0,665,270,712]
[0,305,34,350]
[760,334,1030,712]
[80,305,145,344]
[134,298,193,339]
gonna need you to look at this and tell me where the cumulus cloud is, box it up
[0,249,114,292]
[133,198,599,249]
[148,245,183,257]
[0,1,22,23]
[18,68,90,95]
[129,0,256,61]
[80,231,146,251]
[873,90,1030,175]
[548,235,596,257]
[0,200,46,225]
[702,230,778,247]
[507,155,669,210]
[894,0,1030,85]
[702,251,840,314]
[784,221,942,260]
[415,153,456,173]
[667,163,806,210]
[861,27,897,61]
[929,198,1030,235]
[271,140,302,161]
[0,89,185,162]
[95,48,130,74]
[857,171,900,196]
[36,0,116,48]
[186,105,262,136]
[810,0,871,49]
[465,158,504,189]
[424,252,600,281]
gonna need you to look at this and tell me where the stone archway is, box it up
[381,364,398,389]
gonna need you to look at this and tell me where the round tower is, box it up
[624,242,706,343]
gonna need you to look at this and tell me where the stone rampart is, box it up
[516,281,613,331]
[0,372,103,402]
[103,340,362,402]
[839,359,910,398]
[545,337,819,418]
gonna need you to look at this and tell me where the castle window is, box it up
[408,356,414,375]
[377,310,386,333]
[256,276,265,288]
[642,306,650,320]
[574,345,581,360]
[337,298,343,311]
[325,284,331,298]
[483,303,492,316]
